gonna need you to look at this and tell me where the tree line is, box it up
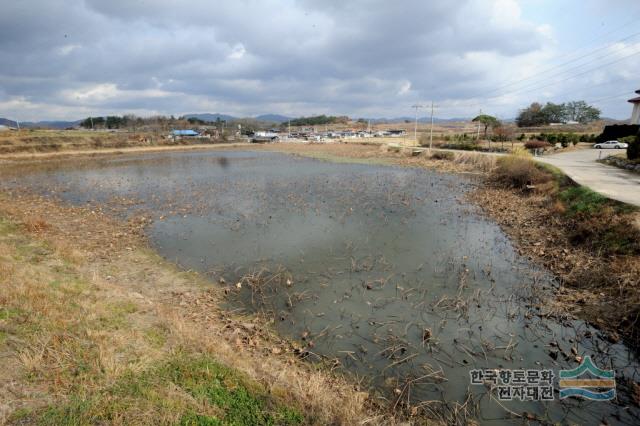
[288,115,349,126]
[79,115,220,130]
[79,115,172,129]
[516,101,600,127]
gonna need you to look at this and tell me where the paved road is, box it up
[537,149,640,207]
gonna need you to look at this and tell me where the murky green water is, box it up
[3,150,639,425]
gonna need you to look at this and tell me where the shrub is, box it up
[529,132,580,147]
[628,132,640,160]
[494,152,553,189]
[579,134,596,143]
[524,141,551,150]
[441,142,480,151]
[569,133,580,146]
[557,134,569,147]
[430,150,454,160]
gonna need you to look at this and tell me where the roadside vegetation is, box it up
[628,132,640,161]
[481,149,640,346]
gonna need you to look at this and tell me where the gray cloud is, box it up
[0,0,636,120]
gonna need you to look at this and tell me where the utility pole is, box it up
[411,104,424,145]
[476,109,482,141]
[288,119,291,138]
[429,101,435,151]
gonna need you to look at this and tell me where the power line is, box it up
[497,49,640,98]
[422,14,640,117]
[437,48,640,112]
[587,90,637,105]
[494,45,640,97]
[468,10,640,95]
[472,30,640,99]
[433,84,638,119]
[574,10,640,49]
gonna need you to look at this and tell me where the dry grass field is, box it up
[0,193,388,425]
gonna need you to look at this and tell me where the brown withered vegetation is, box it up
[0,193,401,425]
[471,152,640,348]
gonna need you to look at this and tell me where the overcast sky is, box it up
[1,0,639,121]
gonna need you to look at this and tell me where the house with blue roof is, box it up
[171,129,200,137]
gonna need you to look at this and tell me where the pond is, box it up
[3,150,639,425]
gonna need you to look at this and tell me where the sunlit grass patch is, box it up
[93,300,140,331]
[37,354,305,426]
[144,325,169,348]
[558,186,609,216]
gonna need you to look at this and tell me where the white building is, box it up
[629,89,640,125]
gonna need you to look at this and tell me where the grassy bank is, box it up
[0,194,383,425]
[472,150,640,346]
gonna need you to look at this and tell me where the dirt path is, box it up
[537,149,640,207]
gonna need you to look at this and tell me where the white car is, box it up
[593,140,628,149]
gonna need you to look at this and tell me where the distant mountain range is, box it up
[182,113,477,124]
[367,116,474,124]
[1,113,528,129]
[254,114,292,123]
[0,118,80,129]
[182,113,239,123]
[183,113,292,123]
[0,118,17,127]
